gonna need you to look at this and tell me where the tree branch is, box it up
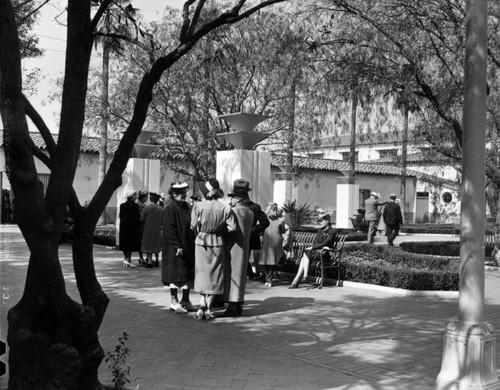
[90,0,113,32]
[22,94,57,157]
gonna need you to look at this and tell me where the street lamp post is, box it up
[436,1,500,388]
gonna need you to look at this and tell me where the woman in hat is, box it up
[288,212,336,288]
[259,202,289,287]
[119,191,141,267]
[162,182,197,314]
[191,178,236,319]
[140,192,163,267]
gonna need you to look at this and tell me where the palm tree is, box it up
[93,1,141,191]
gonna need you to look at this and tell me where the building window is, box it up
[340,151,358,161]
[309,152,324,159]
[442,192,452,204]
[378,149,398,159]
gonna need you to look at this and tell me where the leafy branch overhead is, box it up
[0,1,288,388]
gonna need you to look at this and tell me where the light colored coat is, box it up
[224,205,254,303]
[364,196,380,222]
[259,217,287,266]
[191,200,236,294]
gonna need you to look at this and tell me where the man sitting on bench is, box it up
[288,213,337,288]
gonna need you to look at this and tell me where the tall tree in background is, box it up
[93,1,144,189]
[0,1,286,388]
[84,4,325,181]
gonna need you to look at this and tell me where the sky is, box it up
[23,0,185,133]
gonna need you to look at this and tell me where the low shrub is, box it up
[400,241,495,258]
[341,245,459,290]
[280,243,460,291]
[94,225,116,247]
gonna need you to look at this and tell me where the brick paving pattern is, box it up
[1,225,499,389]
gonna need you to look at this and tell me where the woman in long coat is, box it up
[119,191,141,267]
[259,203,289,287]
[162,182,196,314]
[140,192,163,267]
[191,179,236,319]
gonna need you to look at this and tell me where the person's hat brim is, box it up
[172,182,189,190]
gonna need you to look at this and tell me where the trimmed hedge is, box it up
[341,245,459,290]
[281,243,460,291]
[399,241,495,258]
[93,225,116,246]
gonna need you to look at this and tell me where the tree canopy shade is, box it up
[307,0,500,217]
[82,3,329,181]
[0,0,287,388]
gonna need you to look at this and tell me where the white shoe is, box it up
[170,303,187,314]
[123,260,136,268]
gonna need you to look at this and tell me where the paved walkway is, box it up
[1,225,499,389]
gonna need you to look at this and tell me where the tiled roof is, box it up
[271,154,460,190]
[0,131,120,154]
[0,131,459,189]
[272,154,412,176]
[314,131,427,148]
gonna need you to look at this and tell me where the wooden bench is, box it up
[287,230,346,288]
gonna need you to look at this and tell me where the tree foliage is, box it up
[0,1,287,388]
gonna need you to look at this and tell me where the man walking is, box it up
[365,191,381,244]
[383,194,403,246]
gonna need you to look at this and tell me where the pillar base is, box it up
[436,321,500,390]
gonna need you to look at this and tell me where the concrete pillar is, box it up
[273,173,297,209]
[115,158,160,247]
[216,149,271,208]
[216,112,271,208]
[436,0,500,388]
[335,170,359,229]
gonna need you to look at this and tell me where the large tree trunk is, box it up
[1,1,287,388]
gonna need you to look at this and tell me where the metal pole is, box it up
[459,0,487,323]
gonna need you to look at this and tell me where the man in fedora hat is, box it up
[383,194,403,246]
[228,179,270,280]
[220,187,255,317]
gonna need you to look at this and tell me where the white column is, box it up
[335,182,359,229]
[273,179,297,209]
[216,149,271,207]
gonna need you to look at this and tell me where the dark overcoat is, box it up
[241,199,270,250]
[119,199,141,252]
[161,199,195,286]
[383,202,403,227]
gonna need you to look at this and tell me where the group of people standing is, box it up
[364,191,403,246]
[119,189,163,268]
[119,178,289,320]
